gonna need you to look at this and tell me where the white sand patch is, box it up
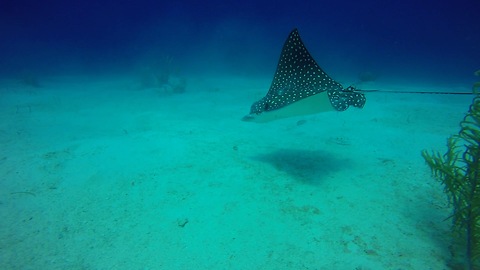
[0,75,472,269]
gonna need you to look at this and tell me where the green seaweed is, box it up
[422,94,480,270]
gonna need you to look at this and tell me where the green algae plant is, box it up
[422,94,480,270]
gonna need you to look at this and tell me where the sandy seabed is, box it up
[0,75,473,269]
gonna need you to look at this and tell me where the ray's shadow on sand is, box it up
[251,148,350,185]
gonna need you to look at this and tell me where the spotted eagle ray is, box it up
[242,28,366,123]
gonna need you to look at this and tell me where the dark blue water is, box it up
[1,0,479,87]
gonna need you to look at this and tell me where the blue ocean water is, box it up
[1,0,479,86]
[1,1,480,269]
